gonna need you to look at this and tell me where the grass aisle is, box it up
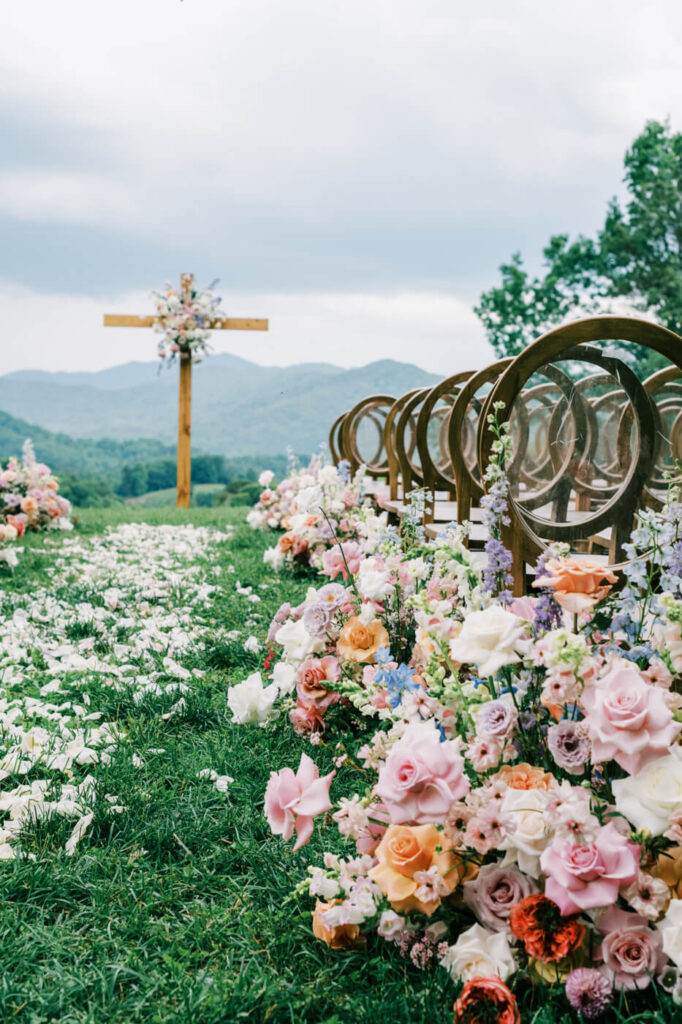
[0,508,459,1024]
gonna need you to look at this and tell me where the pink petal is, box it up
[292,814,314,851]
[295,770,335,817]
[295,752,320,791]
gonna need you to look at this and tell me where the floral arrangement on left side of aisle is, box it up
[229,412,682,1023]
[247,453,388,573]
[153,273,225,364]
[0,439,74,566]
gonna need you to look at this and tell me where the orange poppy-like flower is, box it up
[368,824,461,916]
[652,846,682,900]
[533,557,617,614]
[495,763,556,791]
[454,977,520,1024]
[336,617,389,664]
[510,894,585,963]
[312,900,366,950]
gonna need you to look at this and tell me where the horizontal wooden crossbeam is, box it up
[103,315,268,330]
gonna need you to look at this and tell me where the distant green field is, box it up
[125,483,226,508]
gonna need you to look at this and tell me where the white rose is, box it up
[658,899,682,969]
[450,604,529,678]
[296,485,323,514]
[357,562,394,602]
[263,546,285,570]
[318,465,339,486]
[227,671,278,725]
[272,661,296,695]
[274,618,324,663]
[499,787,554,877]
[258,470,274,487]
[247,509,266,530]
[613,754,682,836]
[439,923,515,982]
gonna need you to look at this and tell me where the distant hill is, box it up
[0,409,175,477]
[0,354,440,455]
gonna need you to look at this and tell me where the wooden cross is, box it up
[104,273,268,508]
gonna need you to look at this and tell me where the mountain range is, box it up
[0,355,440,456]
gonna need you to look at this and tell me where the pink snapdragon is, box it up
[540,822,640,915]
[264,753,335,850]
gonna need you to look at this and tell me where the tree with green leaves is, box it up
[475,120,682,375]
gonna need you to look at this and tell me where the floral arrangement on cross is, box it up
[233,404,682,1022]
[152,273,226,364]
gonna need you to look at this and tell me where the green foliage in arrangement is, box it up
[476,120,682,376]
[1,509,676,1024]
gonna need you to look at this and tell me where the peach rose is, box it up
[369,824,461,915]
[277,532,296,553]
[533,557,617,614]
[21,495,38,518]
[652,846,682,899]
[336,616,389,664]
[495,763,556,791]
[312,900,366,949]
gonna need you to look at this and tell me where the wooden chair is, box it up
[416,371,474,525]
[481,316,682,595]
[339,394,395,497]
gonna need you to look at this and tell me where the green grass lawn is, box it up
[1,509,677,1024]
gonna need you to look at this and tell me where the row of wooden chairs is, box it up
[329,316,682,595]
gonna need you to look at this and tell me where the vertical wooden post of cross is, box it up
[103,274,268,508]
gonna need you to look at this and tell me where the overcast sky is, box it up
[1,0,681,375]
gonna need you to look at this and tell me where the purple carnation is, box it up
[547,720,591,774]
[565,968,613,1019]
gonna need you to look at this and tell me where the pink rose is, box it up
[582,662,681,774]
[596,905,666,990]
[296,656,341,710]
[321,542,363,581]
[540,822,640,915]
[374,720,469,825]
[264,752,335,850]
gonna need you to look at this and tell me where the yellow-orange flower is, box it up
[652,846,682,901]
[495,763,556,791]
[369,824,461,915]
[312,900,366,949]
[336,617,389,664]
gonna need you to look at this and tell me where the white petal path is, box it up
[0,522,233,860]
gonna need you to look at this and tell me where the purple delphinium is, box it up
[547,720,591,775]
[530,548,563,635]
[565,968,613,1019]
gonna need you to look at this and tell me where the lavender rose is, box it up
[303,602,332,636]
[476,698,518,740]
[463,861,537,932]
[547,720,591,775]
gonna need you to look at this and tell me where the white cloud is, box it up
[0,281,491,376]
[0,171,139,226]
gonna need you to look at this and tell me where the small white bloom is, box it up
[227,672,278,725]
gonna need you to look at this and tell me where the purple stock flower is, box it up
[565,968,613,1019]
[547,720,591,775]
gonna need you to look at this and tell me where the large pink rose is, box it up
[582,662,681,774]
[321,542,363,581]
[374,720,469,825]
[596,905,666,990]
[264,752,335,850]
[540,822,640,915]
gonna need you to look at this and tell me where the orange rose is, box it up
[336,617,389,664]
[454,977,520,1024]
[278,533,296,553]
[21,496,38,518]
[533,557,617,614]
[652,846,682,900]
[312,900,366,949]
[369,824,461,915]
[495,763,556,791]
